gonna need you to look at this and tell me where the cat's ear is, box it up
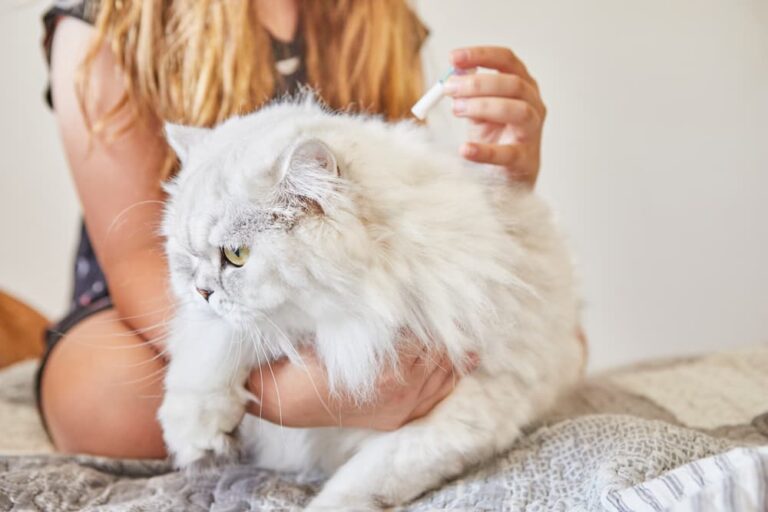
[164,123,210,165]
[283,138,338,178]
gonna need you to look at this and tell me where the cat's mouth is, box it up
[209,299,260,329]
[196,293,235,319]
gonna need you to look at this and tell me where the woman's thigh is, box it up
[39,309,167,458]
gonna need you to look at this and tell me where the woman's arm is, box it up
[51,17,171,344]
[248,345,478,431]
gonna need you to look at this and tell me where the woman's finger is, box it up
[462,143,536,184]
[453,97,541,132]
[462,352,481,373]
[394,329,426,370]
[408,362,457,421]
[444,73,543,116]
[451,46,534,85]
[460,142,524,168]
[414,352,452,405]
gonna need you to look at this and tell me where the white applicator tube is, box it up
[411,68,456,120]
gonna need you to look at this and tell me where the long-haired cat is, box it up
[158,97,583,510]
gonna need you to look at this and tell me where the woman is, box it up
[38,0,547,458]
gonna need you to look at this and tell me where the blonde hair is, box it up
[79,0,427,139]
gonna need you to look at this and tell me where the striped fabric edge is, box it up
[602,445,768,512]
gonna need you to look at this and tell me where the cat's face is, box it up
[162,108,363,327]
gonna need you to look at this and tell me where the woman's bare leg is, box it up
[39,309,167,458]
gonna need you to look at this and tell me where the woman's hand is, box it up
[444,46,547,186]
[246,344,478,431]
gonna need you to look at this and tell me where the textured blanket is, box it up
[1,346,767,511]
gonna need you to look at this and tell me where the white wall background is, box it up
[0,1,80,320]
[1,1,766,371]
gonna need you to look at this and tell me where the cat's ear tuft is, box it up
[285,138,338,177]
[164,123,210,165]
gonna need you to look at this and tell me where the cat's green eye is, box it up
[222,246,250,267]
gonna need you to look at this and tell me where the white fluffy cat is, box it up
[158,97,584,510]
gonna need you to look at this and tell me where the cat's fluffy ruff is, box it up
[158,98,583,509]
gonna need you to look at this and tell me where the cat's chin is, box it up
[212,309,248,327]
[220,309,267,332]
[190,298,238,320]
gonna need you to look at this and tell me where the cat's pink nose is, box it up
[196,288,213,301]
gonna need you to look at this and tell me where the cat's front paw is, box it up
[158,389,246,467]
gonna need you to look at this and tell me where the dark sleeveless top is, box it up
[42,0,308,319]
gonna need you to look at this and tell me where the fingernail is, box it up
[460,143,477,158]
[442,78,459,96]
[453,99,467,115]
[451,49,469,65]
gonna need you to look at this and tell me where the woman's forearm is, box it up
[108,246,174,345]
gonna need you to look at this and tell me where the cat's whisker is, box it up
[227,331,242,391]
[296,362,337,427]
[221,328,234,387]
[108,319,174,338]
[248,329,266,427]
[423,350,449,374]
[131,373,167,391]
[113,363,168,387]
[252,326,284,435]
[86,301,185,325]
[90,340,166,351]
[51,300,194,346]
[67,332,168,351]
[105,199,166,237]
[251,312,337,424]
[227,337,237,391]
[254,312,303,364]
[114,345,170,369]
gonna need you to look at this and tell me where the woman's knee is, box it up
[39,310,167,458]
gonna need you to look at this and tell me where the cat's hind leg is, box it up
[306,374,549,510]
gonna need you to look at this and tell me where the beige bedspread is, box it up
[1,345,766,511]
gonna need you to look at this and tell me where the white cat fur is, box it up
[158,98,583,510]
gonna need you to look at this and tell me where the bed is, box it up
[1,345,767,511]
